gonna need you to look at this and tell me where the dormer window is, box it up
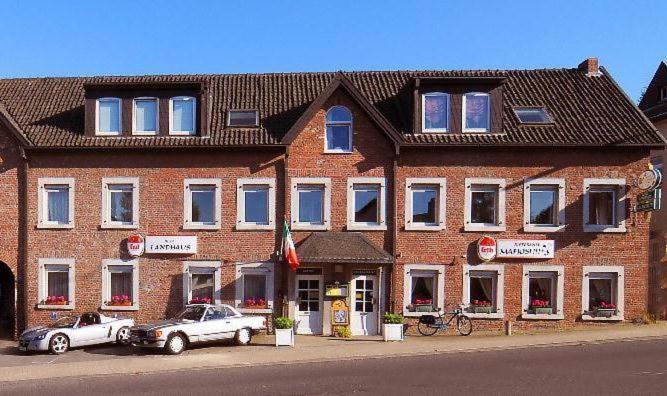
[96,98,121,135]
[325,106,352,153]
[422,92,449,132]
[463,93,490,132]
[661,86,667,102]
[514,107,552,124]
[133,98,158,135]
[228,110,259,127]
[169,96,196,135]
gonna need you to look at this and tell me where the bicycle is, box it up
[416,304,473,336]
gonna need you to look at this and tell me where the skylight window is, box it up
[228,110,259,127]
[513,107,553,124]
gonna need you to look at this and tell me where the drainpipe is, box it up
[18,146,28,338]
[391,146,399,314]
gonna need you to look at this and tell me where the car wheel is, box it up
[165,333,186,355]
[49,334,69,355]
[235,328,252,346]
[116,326,131,345]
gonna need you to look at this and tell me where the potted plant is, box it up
[334,325,352,339]
[244,297,267,309]
[189,296,212,304]
[274,316,294,347]
[383,312,404,342]
[471,299,493,314]
[411,298,434,312]
[45,296,67,306]
[592,301,617,318]
[109,295,132,306]
[531,299,552,314]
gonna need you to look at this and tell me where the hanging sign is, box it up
[636,188,662,212]
[127,234,145,257]
[637,169,662,191]
[477,236,497,261]
[145,236,197,254]
[496,240,554,259]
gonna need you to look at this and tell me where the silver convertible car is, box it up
[131,304,267,354]
[18,312,135,354]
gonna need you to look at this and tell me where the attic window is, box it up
[514,107,552,124]
[661,87,667,102]
[228,110,259,127]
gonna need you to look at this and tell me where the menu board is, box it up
[331,299,349,325]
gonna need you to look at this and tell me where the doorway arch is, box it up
[0,262,15,339]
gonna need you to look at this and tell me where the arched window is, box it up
[462,92,490,132]
[325,106,352,152]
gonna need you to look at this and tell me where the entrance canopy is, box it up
[296,232,393,264]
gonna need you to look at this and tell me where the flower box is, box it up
[108,301,133,307]
[411,300,434,312]
[190,297,212,304]
[383,323,404,342]
[473,306,493,314]
[244,298,267,310]
[45,296,68,305]
[533,307,553,315]
[593,308,617,318]
[275,328,294,347]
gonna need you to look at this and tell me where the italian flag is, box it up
[282,221,300,271]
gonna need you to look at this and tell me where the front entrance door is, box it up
[0,262,15,339]
[351,275,379,336]
[295,275,323,335]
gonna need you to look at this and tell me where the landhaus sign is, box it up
[145,236,198,254]
[496,240,554,259]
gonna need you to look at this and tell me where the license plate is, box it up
[19,346,27,351]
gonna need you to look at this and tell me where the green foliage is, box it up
[383,312,404,324]
[274,316,294,330]
[335,326,352,338]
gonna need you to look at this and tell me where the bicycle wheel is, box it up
[417,320,438,336]
[457,315,472,336]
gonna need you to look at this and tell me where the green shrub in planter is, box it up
[274,316,294,330]
[383,312,404,324]
[335,326,352,338]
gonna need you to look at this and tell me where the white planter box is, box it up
[383,323,404,342]
[275,328,294,347]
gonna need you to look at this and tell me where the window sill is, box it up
[524,225,565,233]
[169,131,196,136]
[422,129,448,133]
[101,304,140,311]
[183,223,221,231]
[37,304,74,310]
[323,150,352,154]
[290,223,330,231]
[37,223,74,230]
[581,314,624,321]
[347,224,387,231]
[464,312,504,319]
[132,131,157,136]
[464,224,506,232]
[95,132,122,136]
[100,223,139,230]
[235,223,274,231]
[403,311,440,318]
[583,225,626,233]
[405,224,445,232]
[238,308,273,314]
[521,313,564,320]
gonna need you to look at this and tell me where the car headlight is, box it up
[148,330,163,339]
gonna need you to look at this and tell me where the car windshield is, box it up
[52,316,78,328]
[173,306,207,321]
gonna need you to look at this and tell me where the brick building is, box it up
[0,58,663,339]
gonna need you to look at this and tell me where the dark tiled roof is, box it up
[0,67,663,148]
[296,232,393,264]
[639,61,667,123]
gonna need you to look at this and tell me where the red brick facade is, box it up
[0,86,655,337]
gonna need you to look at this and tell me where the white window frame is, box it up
[324,105,353,153]
[462,92,491,133]
[347,177,387,231]
[183,261,221,305]
[101,259,140,311]
[405,177,446,231]
[402,264,445,317]
[583,178,626,233]
[227,110,259,127]
[37,258,75,310]
[169,96,197,135]
[37,177,75,229]
[523,178,566,233]
[421,92,450,133]
[464,178,506,232]
[521,265,565,320]
[235,261,274,314]
[236,178,276,230]
[95,97,122,136]
[132,97,159,135]
[183,178,222,230]
[101,177,139,229]
[581,266,624,321]
[462,264,504,319]
[290,177,331,231]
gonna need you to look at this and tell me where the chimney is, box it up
[578,57,600,76]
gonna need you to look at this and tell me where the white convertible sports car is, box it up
[131,304,267,355]
[18,312,135,354]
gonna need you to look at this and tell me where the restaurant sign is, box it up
[496,240,554,259]
[477,236,497,261]
[145,236,198,254]
[636,189,661,213]
[127,234,145,257]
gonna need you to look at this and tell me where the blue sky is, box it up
[0,1,665,102]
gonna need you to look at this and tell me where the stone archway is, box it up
[0,262,15,339]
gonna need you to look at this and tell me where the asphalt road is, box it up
[1,338,666,395]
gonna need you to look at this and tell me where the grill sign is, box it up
[497,240,554,259]
[477,236,497,261]
[127,234,145,257]
[145,236,197,254]
[636,189,661,212]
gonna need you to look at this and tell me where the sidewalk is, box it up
[1,322,666,383]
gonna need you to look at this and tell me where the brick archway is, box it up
[0,261,15,339]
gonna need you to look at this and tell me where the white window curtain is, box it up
[109,266,133,301]
[99,100,120,132]
[47,187,69,223]
[47,268,69,299]
[172,98,194,132]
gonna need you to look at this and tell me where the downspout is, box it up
[283,146,290,319]
[17,146,28,337]
[391,144,399,313]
